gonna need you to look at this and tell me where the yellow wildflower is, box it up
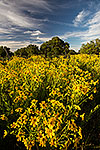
[74,105,81,110]
[48,117,56,129]
[75,112,79,118]
[78,127,82,139]
[37,131,47,147]
[89,94,94,100]
[0,114,5,120]
[30,116,39,127]
[45,127,55,138]
[94,87,96,93]
[39,101,47,110]
[3,130,7,138]
[80,113,85,121]
[15,108,23,113]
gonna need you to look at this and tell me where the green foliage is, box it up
[26,44,40,56]
[79,38,100,54]
[14,48,28,58]
[0,46,6,57]
[68,49,77,55]
[40,36,70,58]
[0,46,13,60]
[0,55,100,150]
[14,44,40,58]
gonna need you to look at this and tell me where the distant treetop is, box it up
[40,36,70,58]
[0,46,13,60]
[14,44,40,58]
[79,38,100,54]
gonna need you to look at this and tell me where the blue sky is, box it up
[0,0,100,52]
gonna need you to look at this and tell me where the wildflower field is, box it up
[0,54,100,150]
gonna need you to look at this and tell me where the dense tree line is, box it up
[0,37,100,60]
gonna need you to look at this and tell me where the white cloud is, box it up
[31,30,44,36]
[60,31,86,40]
[45,18,73,27]
[21,0,52,12]
[7,11,33,28]
[87,11,100,25]
[0,0,52,32]
[0,41,30,51]
[24,31,33,34]
[73,10,90,26]
[0,0,52,51]
[61,10,100,48]
[70,45,81,52]
[0,40,41,52]
[0,2,29,28]
[36,36,53,42]
[23,30,45,39]
[0,28,11,34]
[82,11,100,41]
[0,0,52,12]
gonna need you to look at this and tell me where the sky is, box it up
[0,0,100,52]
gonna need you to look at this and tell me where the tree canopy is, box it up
[79,38,100,54]
[14,44,40,58]
[68,49,77,55]
[40,36,70,58]
[0,46,13,60]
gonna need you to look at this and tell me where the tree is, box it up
[68,49,77,55]
[95,38,100,52]
[79,39,100,54]
[26,44,40,57]
[64,42,70,58]
[14,44,39,58]
[0,46,6,58]
[40,37,70,58]
[0,46,13,60]
[40,42,49,58]
[14,48,28,58]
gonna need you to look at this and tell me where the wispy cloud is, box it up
[0,28,11,34]
[73,10,90,26]
[16,0,52,12]
[82,10,100,41]
[0,0,52,33]
[24,30,44,36]
[0,0,52,50]
[31,30,44,36]
[62,10,100,43]
[87,11,100,25]
[0,40,30,51]
[0,40,41,52]
[45,18,73,27]
[36,36,52,42]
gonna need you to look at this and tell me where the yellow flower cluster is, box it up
[10,99,83,149]
[0,54,100,149]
